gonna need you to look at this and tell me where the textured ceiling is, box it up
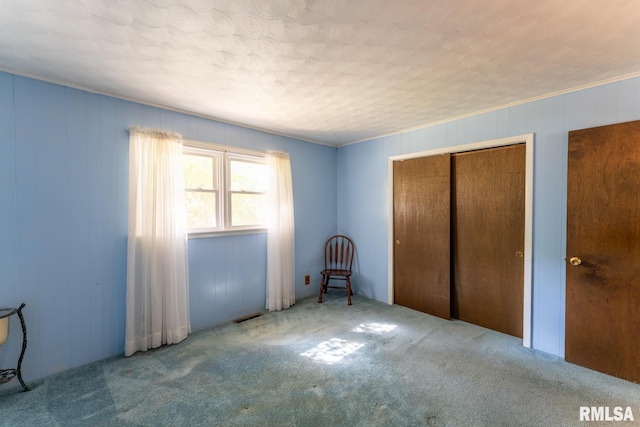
[1,0,640,146]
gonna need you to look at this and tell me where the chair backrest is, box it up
[324,235,355,272]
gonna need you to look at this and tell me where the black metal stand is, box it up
[0,303,29,391]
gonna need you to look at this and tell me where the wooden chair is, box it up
[318,235,355,305]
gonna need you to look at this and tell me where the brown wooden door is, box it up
[566,120,640,383]
[393,154,451,319]
[451,145,526,338]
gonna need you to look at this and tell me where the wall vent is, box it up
[233,313,263,323]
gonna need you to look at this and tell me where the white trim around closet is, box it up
[387,133,534,348]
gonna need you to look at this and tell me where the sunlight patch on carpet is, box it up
[351,323,397,334]
[300,338,365,364]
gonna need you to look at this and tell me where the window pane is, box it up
[185,191,217,228]
[231,193,266,226]
[184,154,216,190]
[230,160,266,192]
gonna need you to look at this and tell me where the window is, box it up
[183,150,220,229]
[227,154,267,227]
[183,141,266,235]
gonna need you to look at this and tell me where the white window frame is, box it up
[225,152,268,232]
[183,146,223,233]
[183,140,267,238]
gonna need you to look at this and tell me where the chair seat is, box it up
[321,269,352,277]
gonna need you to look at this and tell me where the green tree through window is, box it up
[183,144,266,233]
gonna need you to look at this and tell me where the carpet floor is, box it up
[1,293,639,426]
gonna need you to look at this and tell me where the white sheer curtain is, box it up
[266,150,296,311]
[125,127,190,357]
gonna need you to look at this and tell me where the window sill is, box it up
[187,227,267,239]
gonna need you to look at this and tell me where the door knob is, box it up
[515,251,523,258]
[396,240,400,245]
[569,257,582,266]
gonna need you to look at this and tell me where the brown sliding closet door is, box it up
[393,154,451,319]
[451,145,525,338]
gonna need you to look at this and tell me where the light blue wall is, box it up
[3,69,638,385]
[337,77,640,357]
[0,71,337,386]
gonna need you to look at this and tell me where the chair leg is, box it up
[346,277,352,305]
[318,274,326,303]
[324,276,330,293]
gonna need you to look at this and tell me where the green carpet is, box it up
[1,293,639,426]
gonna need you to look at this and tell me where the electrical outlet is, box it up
[304,275,310,285]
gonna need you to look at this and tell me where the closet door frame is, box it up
[387,133,534,348]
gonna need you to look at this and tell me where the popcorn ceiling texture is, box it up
[1,0,640,145]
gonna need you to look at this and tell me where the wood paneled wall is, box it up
[0,71,337,386]
[337,77,640,357]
